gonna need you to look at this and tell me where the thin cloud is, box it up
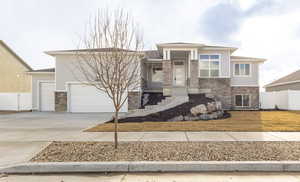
[199,0,283,45]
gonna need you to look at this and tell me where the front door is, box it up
[173,61,185,86]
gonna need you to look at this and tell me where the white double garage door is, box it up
[39,82,128,112]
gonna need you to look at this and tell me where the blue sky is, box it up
[1,0,300,87]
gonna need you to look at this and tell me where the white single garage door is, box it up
[39,82,55,111]
[68,83,128,113]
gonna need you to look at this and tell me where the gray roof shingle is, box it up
[265,69,300,87]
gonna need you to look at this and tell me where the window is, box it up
[234,63,250,76]
[199,55,220,77]
[235,94,250,107]
[151,65,162,82]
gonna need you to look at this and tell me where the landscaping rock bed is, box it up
[117,94,230,123]
[31,141,300,162]
[141,92,166,108]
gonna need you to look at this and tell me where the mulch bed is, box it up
[31,141,300,162]
[114,94,228,123]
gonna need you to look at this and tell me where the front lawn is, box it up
[86,111,300,132]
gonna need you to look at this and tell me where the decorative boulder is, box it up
[209,112,218,119]
[168,115,184,122]
[183,115,199,121]
[199,113,210,120]
[207,102,217,113]
[190,104,207,116]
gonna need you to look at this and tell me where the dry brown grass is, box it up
[86,111,300,132]
[0,111,20,115]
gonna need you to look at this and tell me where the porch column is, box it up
[162,48,172,96]
[163,59,172,96]
[189,60,199,92]
[189,49,199,93]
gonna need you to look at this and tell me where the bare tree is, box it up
[74,9,143,149]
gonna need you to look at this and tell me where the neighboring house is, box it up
[27,68,55,111]
[0,40,32,92]
[31,42,266,112]
[264,69,300,92]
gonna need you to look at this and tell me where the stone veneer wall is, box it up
[189,60,199,92]
[128,91,142,110]
[55,91,67,112]
[198,78,232,109]
[162,60,172,96]
[231,86,259,110]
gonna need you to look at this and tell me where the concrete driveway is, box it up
[0,112,112,167]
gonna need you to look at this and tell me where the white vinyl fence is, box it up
[0,93,32,111]
[260,90,300,110]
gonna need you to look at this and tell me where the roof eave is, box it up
[26,72,55,74]
[0,40,33,71]
[231,59,267,63]
[264,80,300,88]
[45,51,145,56]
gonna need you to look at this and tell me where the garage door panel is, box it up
[40,82,55,111]
[69,84,127,113]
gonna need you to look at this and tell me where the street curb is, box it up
[2,161,300,173]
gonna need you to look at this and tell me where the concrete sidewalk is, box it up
[1,131,299,142]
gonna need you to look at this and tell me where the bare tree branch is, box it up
[72,8,144,149]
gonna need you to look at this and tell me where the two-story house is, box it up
[30,42,266,112]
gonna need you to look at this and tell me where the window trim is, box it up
[233,63,251,77]
[198,54,221,78]
[234,94,251,107]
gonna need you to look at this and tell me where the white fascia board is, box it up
[26,72,55,75]
[231,85,259,87]
[45,51,145,56]
[231,59,266,63]
[157,43,204,48]
[264,80,300,88]
[146,59,163,62]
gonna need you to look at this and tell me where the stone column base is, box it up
[55,91,67,112]
[128,91,142,110]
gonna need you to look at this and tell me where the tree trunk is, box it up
[114,111,119,149]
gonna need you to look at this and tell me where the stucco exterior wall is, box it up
[230,62,259,86]
[0,44,31,92]
[31,73,55,110]
[55,54,142,91]
[55,55,81,91]
[266,82,300,92]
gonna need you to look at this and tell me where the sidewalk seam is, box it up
[185,132,190,142]
[225,132,238,141]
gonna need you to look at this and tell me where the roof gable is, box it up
[265,69,300,87]
[0,40,32,71]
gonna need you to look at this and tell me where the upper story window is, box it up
[199,55,220,77]
[234,63,251,76]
